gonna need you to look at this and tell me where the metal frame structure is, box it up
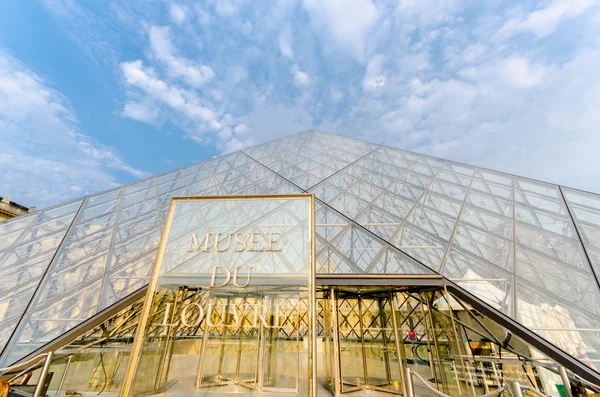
[1,130,600,393]
[120,194,316,397]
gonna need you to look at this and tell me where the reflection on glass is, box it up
[127,196,312,396]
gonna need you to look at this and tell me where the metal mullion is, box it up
[317,198,440,274]
[559,187,600,305]
[517,242,594,277]
[517,271,600,320]
[566,216,600,235]
[336,221,382,268]
[515,216,588,271]
[0,213,49,266]
[515,192,573,222]
[96,188,125,306]
[559,192,600,220]
[459,202,513,237]
[515,180,569,262]
[387,160,448,247]
[241,151,306,193]
[326,185,402,254]
[445,163,474,186]
[319,238,366,274]
[476,171,513,215]
[315,175,361,208]
[418,204,457,240]
[304,146,382,192]
[436,168,476,274]
[465,200,513,237]
[447,244,514,284]
[418,188,465,219]
[0,197,86,361]
[454,219,511,269]
[351,158,421,222]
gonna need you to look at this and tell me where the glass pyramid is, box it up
[1,129,600,376]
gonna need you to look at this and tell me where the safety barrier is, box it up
[404,367,573,397]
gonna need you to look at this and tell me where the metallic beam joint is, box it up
[558,366,574,397]
[55,355,72,397]
[405,368,415,397]
[510,381,524,397]
[33,351,53,397]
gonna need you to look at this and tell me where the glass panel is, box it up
[338,296,366,391]
[392,224,447,271]
[331,225,385,272]
[356,205,403,241]
[517,279,600,364]
[516,244,600,316]
[129,196,311,395]
[453,223,513,272]
[1,277,104,366]
[444,247,513,316]
[562,187,600,282]
[516,221,588,271]
[0,215,35,251]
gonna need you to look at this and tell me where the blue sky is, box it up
[1,0,599,208]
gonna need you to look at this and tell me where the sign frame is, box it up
[121,194,316,396]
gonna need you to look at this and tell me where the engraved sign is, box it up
[123,195,315,396]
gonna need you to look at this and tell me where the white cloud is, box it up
[234,123,249,135]
[302,0,379,60]
[149,26,215,87]
[498,56,548,87]
[120,60,221,130]
[169,3,188,24]
[0,49,146,208]
[278,27,294,59]
[214,0,247,17]
[498,0,594,39]
[362,54,386,91]
[291,64,311,87]
[36,0,600,195]
[353,41,600,191]
[196,6,211,25]
[394,0,463,26]
[122,101,158,123]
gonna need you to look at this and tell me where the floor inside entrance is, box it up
[44,353,438,397]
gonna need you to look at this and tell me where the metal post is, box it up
[257,297,267,392]
[558,366,574,397]
[419,295,438,385]
[451,361,462,397]
[510,381,524,397]
[478,361,489,394]
[405,368,415,397]
[357,297,369,386]
[55,355,73,397]
[195,304,211,388]
[390,292,408,397]
[330,289,341,396]
[33,351,54,397]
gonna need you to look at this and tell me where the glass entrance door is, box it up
[335,290,404,394]
[262,294,300,392]
[196,292,261,389]
[196,289,301,393]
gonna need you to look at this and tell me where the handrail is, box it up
[0,318,139,378]
[406,367,519,397]
[406,368,453,397]
[0,353,48,377]
[521,385,550,397]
